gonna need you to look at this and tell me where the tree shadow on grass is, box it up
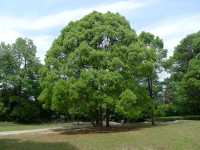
[53,121,182,135]
[0,139,78,150]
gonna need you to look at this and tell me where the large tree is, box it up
[39,12,157,127]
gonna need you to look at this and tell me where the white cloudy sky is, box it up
[0,0,200,63]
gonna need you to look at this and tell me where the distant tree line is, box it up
[0,11,199,125]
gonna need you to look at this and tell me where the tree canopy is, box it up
[39,12,161,127]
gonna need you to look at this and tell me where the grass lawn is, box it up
[0,120,200,150]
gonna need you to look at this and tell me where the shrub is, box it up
[155,103,177,117]
[156,115,200,121]
[9,98,41,123]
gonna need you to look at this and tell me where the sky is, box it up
[0,0,200,63]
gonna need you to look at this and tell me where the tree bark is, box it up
[95,105,103,127]
[99,105,103,127]
[95,109,99,127]
[106,107,110,128]
[147,76,155,125]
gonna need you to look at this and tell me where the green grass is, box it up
[0,120,200,150]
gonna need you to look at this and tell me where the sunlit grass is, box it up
[0,120,200,150]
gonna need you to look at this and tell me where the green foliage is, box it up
[117,89,139,118]
[0,38,46,122]
[155,104,177,117]
[166,31,200,115]
[178,56,200,114]
[40,12,157,126]
[9,98,41,123]
[138,31,166,125]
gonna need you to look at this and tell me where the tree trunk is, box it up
[147,76,155,125]
[151,105,155,126]
[95,106,103,127]
[106,107,110,128]
[95,109,99,127]
[99,105,103,127]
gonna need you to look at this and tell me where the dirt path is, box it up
[0,127,63,136]
[0,121,180,137]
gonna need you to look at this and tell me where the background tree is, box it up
[166,31,200,115]
[177,55,200,114]
[0,38,44,122]
[0,42,17,119]
[138,32,166,125]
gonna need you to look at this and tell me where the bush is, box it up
[155,103,177,117]
[0,102,8,121]
[156,116,183,121]
[156,115,200,121]
[183,115,200,120]
[9,98,41,123]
